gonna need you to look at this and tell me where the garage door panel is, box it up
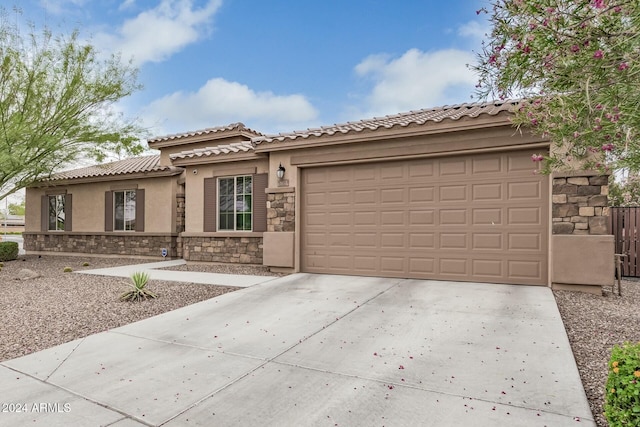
[328,169,351,183]
[354,167,375,181]
[440,233,467,250]
[439,159,467,176]
[408,161,434,177]
[508,207,542,225]
[354,189,376,204]
[409,210,435,226]
[381,211,406,226]
[440,258,468,275]
[409,187,435,202]
[409,257,435,274]
[472,233,503,250]
[472,156,503,174]
[302,151,548,285]
[508,181,541,199]
[472,259,503,278]
[508,260,542,280]
[439,185,467,202]
[508,233,541,250]
[329,212,351,226]
[473,208,502,225]
[380,165,405,179]
[473,183,502,201]
[410,233,435,249]
[439,209,466,225]
[380,257,406,274]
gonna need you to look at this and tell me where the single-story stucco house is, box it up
[23,100,614,293]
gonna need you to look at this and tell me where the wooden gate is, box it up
[610,207,640,277]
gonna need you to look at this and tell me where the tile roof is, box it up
[148,122,263,144]
[170,141,255,161]
[46,155,180,182]
[253,100,517,144]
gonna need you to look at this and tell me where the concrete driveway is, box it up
[0,274,594,426]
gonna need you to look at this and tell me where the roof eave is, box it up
[148,130,262,149]
[170,151,266,166]
[254,113,514,153]
[30,167,185,188]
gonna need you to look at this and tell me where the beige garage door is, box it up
[301,150,549,285]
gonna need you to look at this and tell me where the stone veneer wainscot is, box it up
[552,173,609,235]
[23,233,180,257]
[181,236,263,264]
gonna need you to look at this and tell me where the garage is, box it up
[301,149,549,285]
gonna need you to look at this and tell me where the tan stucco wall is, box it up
[552,235,614,290]
[263,232,294,267]
[26,176,179,233]
[183,159,269,233]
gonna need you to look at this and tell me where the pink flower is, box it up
[570,45,580,53]
[592,0,605,8]
[594,50,604,59]
[530,118,538,125]
[531,154,544,162]
[489,55,497,64]
[602,143,614,152]
[619,62,629,71]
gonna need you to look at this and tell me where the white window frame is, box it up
[48,194,65,231]
[113,189,136,232]
[217,175,253,231]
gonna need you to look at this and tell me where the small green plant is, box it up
[82,262,90,267]
[63,267,73,273]
[0,262,4,267]
[0,242,18,262]
[605,342,640,427]
[120,272,157,302]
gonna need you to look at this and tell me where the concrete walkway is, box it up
[79,259,276,288]
[0,274,594,426]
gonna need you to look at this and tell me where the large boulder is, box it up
[17,269,40,281]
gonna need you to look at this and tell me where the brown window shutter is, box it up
[135,189,145,232]
[252,173,268,232]
[64,194,72,231]
[105,191,113,231]
[41,195,48,232]
[203,177,217,232]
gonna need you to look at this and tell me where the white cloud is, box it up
[457,20,490,40]
[94,0,222,66]
[38,0,87,15]
[144,77,319,135]
[354,48,477,116]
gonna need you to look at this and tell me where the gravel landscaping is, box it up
[1,255,638,427]
[0,255,243,362]
[554,280,640,427]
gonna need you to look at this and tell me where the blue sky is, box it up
[16,0,489,137]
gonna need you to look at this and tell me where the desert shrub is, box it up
[120,271,157,302]
[82,262,90,267]
[605,342,640,426]
[0,242,18,262]
[63,267,73,273]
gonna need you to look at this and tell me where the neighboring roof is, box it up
[148,123,264,147]
[253,100,517,144]
[170,141,255,161]
[44,155,182,183]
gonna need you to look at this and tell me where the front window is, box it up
[114,190,136,231]
[219,176,252,231]
[48,195,65,231]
